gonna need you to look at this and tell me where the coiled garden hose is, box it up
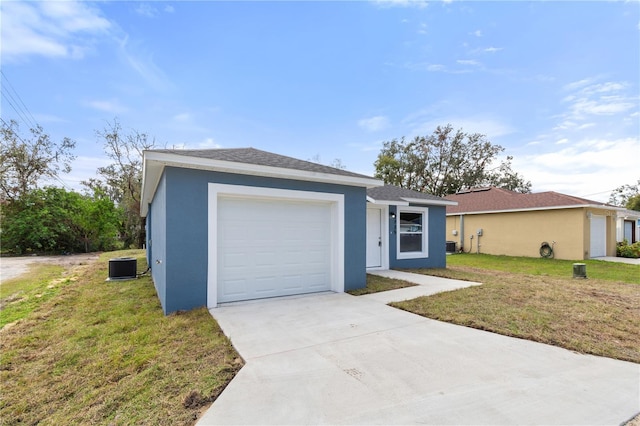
[540,241,555,258]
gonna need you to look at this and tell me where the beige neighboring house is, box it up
[444,187,631,261]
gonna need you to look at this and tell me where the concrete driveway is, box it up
[199,275,639,425]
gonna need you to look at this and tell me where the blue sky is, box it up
[2,0,639,202]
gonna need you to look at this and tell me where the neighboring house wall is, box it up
[616,212,640,244]
[584,207,617,258]
[147,166,367,314]
[389,204,447,269]
[446,207,617,260]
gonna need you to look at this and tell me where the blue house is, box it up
[140,148,455,314]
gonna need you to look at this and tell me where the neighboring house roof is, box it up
[141,147,383,216]
[444,186,622,215]
[367,185,457,206]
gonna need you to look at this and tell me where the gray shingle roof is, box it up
[367,185,452,204]
[148,147,373,179]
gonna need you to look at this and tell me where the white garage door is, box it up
[217,196,332,303]
[590,215,606,258]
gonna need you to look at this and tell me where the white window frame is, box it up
[396,206,429,260]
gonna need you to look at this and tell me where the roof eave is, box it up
[446,204,626,216]
[401,197,458,206]
[367,197,409,206]
[140,151,383,216]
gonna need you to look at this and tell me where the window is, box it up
[397,207,428,259]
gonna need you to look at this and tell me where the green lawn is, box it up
[393,253,639,363]
[0,263,67,328]
[445,253,639,283]
[0,250,241,425]
[347,274,417,296]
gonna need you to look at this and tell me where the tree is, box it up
[308,154,347,170]
[0,187,121,254]
[374,124,531,197]
[0,119,76,201]
[609,179,640,210]
[83,118,156,248]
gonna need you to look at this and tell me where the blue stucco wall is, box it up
[148,166,367,314]
[148,173,167,308]
[388,204,448,269]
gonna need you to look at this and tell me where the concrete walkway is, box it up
[199,272,639,425]
[594,256,640,265]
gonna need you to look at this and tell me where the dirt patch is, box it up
[0,254,100,282]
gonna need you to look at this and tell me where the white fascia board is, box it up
[401,197,458,206]
[446,204,625,216]
[367,197,409,206]
[617,210,640,219]
[140,157,164,217]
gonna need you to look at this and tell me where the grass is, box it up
[347,273,417,296]
[446,253,639,283]
[392,253,640,363]
[0,263,68,328]
[0,250,242,425]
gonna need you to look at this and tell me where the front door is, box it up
[366,208,382,268]
[623,220,635,243]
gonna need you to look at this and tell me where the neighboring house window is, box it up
[397,207,428,259]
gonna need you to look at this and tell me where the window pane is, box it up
[399,211,423,253]
[400,234,422,252]
[399,212,422,233]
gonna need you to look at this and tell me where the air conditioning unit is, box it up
[108,257,137,281]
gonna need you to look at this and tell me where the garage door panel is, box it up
[217,196,333,304]
[254,277,279,294]
[255,251,277,266]
[282,275,304,290]
[221,279,247,297]
[221,252,247,268]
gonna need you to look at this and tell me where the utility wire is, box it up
[1,117,76,191]
[1,70,38,128]
[0,117,29,146]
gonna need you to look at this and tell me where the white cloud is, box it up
[118,36,172,91]
[198,137,222,149]
[373,0,429,8]
[172,112,191,122]
[426,64,446,72]
[514,137,640,202]
[471,30,483,37]
[1,1,111,61]
[134,3,174,17]
[557,78,637,127]
[457,59,481,66]
[483,47,503,53]
[358,115,390,132]
[84,99,128,114]
[405,113,515,139]
[48,155,112,192]
[563,78,596,92]
[556,138,569,145]
[135,4,159,18]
